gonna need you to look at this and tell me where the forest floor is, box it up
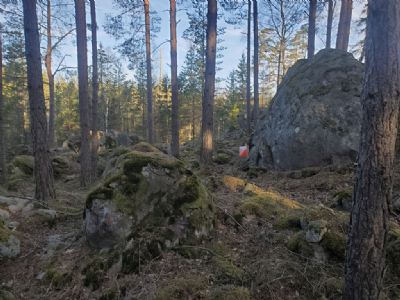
[1,134,400,300]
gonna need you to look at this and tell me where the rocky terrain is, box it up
[1,50,400,300]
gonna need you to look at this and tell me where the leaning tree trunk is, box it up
[0,27,5,183]
[74,0,92,186]
[336,0,353,51]
[308,0,317,58]
[144,0,154,144]
[200,0,217,164]
[170,0,179,157]
[326,0,334,48]
[45,0,56,148]
[90,0,98,180]
[22,0,55,201]
[253,0,259,123]
[344,0,400,299]
[246,0,251,132]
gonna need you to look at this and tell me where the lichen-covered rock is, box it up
[250,49,363,170]
[305,220,328,243]
[84,144,215,252]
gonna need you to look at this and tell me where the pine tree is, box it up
[200,0,217,164]
[22,0,55,201]
[344,0,400,298]
[336,0,353,51]
[74,0,92,186]
[170,0,179,157]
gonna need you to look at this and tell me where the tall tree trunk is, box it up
[326,0,334,48]
[0,27,5,183]
[336,0,353,51]
[90,0,98,180]
[277,44,282,86]
[45,0,55,148]
[74,0,92,186]
[22,0,55,201]
[253,0,259,123]
[200,0,217,164]
[344,0,400,299]
[144,0,154,144]
[308,0,317,58]
[170,0,179,157]
[192,96,195,140]
[246,0,251,131]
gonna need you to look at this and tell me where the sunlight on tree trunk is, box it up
[200,0,217,164]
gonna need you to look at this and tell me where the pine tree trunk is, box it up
[336,0,353,51]
[308,0,317,58]
[253,0,259,123]
[144,0,154,144]
[0,27,5,183]
[90,0,98,180]
[200,0,217,164]
[45,0,56,148]
[22,0,55,201]
[344,0,400,298]
[170,0,179,157]
[74,0,92,186]
[246,0,251,132]
[326,0,334,48]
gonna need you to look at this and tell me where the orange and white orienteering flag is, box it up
[239,145,249,158]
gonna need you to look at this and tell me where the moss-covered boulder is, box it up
[84,143,215,253]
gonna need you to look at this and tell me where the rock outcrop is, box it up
[250,49,364,170]
[84,143,215,253]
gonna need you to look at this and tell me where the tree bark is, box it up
[170,0,179,157]
[0,27,5,183]
[336,0,353,51]
[200,0,217,164]
[45,0,56,148]
[344,0,400,299]
[253,0,259,123]
[326,0,334,48]
[22,0,55,201]
[90,0,98,180]
[308,0,317,58]
[74,0,92,186]
[246,0,251,132]
[144,0,154,144]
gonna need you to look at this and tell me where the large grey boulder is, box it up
[250,49,364,170]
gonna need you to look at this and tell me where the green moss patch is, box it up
[155,275,209,300]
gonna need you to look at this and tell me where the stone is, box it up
[0,290,16,300]
[0,223,20,258]
[212,152,232,164]
[0,208,10,223]
[305,220,328,243]
[34,209,57,221]
[84,144,215,252]
[250,49,363,170]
